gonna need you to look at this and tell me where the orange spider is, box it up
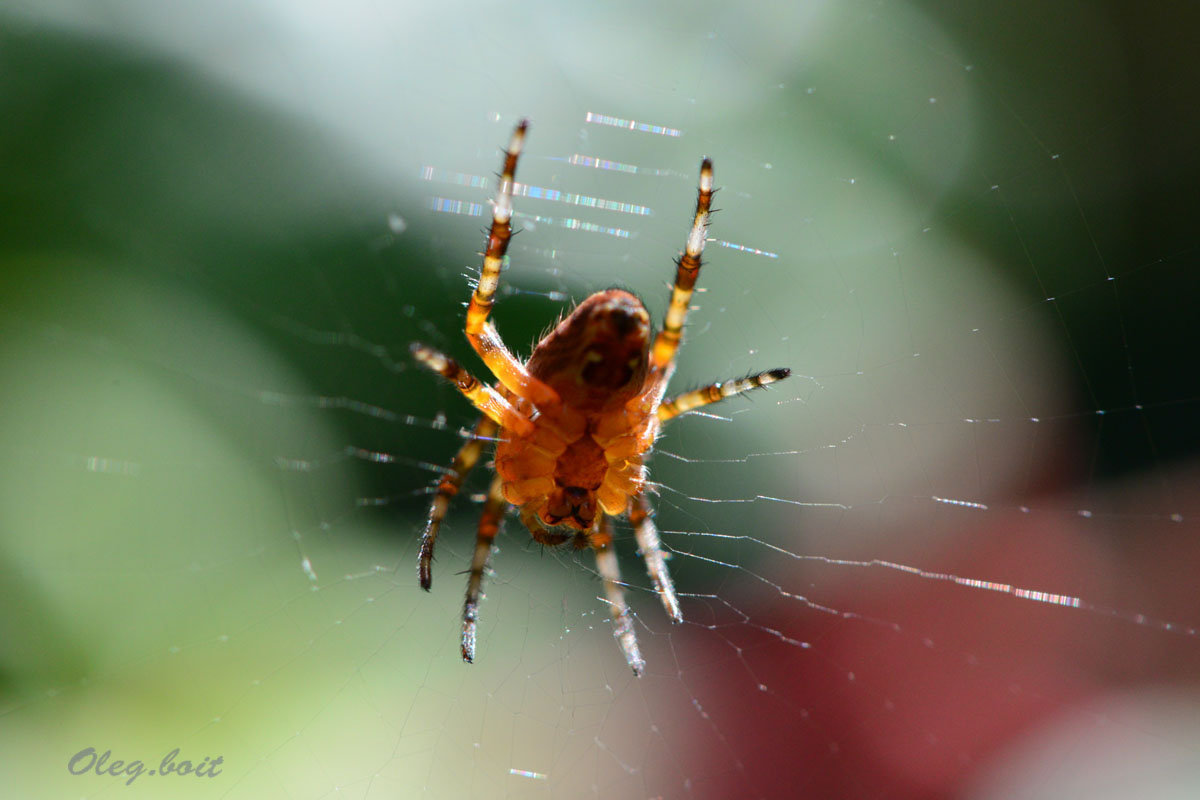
[411,120,789,675]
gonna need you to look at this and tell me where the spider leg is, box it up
[629,492,682,623]
[465,120,561,410]
[657,368,792,423]
[461,474,508,664]
[417,415,498,590]
[651,158,714,370]
[410,343,534,436]
[591,515,646,676]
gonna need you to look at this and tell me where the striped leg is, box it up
[465,120,560,410]
[657,368,792,422]
[629,492,682,622]
[418,415,498,590]
[461,475,509,663]
[409,343,534,437]
[651,158,714,370]
[592,515,646,676]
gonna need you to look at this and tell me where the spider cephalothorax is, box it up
[411,120,790,675]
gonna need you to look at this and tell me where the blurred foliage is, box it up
[912,0,1200,476]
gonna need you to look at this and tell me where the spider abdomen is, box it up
[525,290,652,413]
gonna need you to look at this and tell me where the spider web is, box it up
[3,1,1199,798]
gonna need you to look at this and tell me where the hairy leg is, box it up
[464,120,560,410]
[410,343,534,436]
[657,368,791,422]
[629,491,682,622]
[461,475,509,663]
[418,415,499,590]
[651,158,714,370]
[592,515,646,676]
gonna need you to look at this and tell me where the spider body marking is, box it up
[411,120,790,675]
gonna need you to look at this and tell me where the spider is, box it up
[410,120,790,675]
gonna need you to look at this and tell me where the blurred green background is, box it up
[1,1,1198,798]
